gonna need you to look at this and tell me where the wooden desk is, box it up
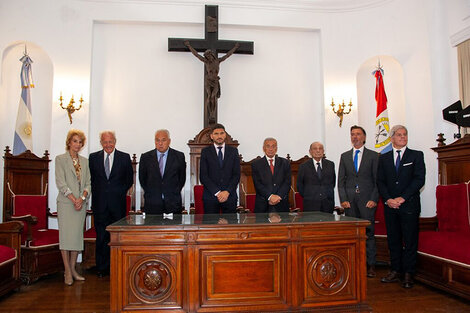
[108,212,371,312]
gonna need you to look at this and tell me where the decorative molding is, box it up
[450,25,470,47]
[129,257,176,303]
[80,0,394,13]
[307,251,349,295]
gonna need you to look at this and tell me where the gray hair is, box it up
[263,137,277,146]
[99,130,116,142]
[155,129,170,139]
[390,125,408,137]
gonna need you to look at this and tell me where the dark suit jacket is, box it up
[338,147,379,204]
[297,158,335,210]
[199,145,240,203]
[377,148,425,212]
[139,148,186,214]
[89,149,133,220]
[251,156,291,213]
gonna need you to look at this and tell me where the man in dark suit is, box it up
[338,125,379,278]
[378,125,425,288]
[89,131,133,277]
[139,129,186,214]
[297,142,335,213]
[199,123,240,214]
[251,138,291,213]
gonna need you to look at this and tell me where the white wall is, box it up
[1,0,470,220]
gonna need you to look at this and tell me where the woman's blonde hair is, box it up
[65,129,86,151]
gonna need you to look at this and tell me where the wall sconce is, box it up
[59,92,84,124]
[331,98,353,127]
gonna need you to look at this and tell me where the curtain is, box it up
[457,39,470,133]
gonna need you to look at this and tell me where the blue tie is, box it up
[316,162,322,179]
[105,153,110,179]
[353,150,360,172]
[217,147,223,167]
[395,150,401,173]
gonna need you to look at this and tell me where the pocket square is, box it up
[163,213,173,219]
[403,162,413,166]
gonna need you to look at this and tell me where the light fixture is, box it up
[59,92,84,124]
[331,98,353,127]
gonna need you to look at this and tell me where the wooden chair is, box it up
[2,147,63,284]
[0,221,23,297]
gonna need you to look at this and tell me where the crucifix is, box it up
[168,5,254,127]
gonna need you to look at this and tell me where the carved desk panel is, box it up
[108,212,371,313]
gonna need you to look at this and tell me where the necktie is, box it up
[395,150,401,173]
[269,159,274,174]
[316,162,322,179]
[217,147,223,167]
[353,150,360,172]
[105,153,110,179]
[159,153,164,176]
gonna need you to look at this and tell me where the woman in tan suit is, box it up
[55,129,91,285]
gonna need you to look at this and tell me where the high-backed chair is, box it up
[2,147,62,284]
[0,221,23,297]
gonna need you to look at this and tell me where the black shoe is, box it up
[367,265,376,278]
[381,271,400,283]
[402,273,414,288]
[97,270,109,278]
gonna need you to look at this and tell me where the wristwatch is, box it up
[81,195,86,201]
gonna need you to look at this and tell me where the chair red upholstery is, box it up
[419,231,470,265]
[244,194,255,213]
[0,245,16,264]
[436,183,470,233]
[0,221,23,297]
[293,192,304,211]
[12,195,59,247]
[418,183,470,263]
[416,183,470,300]
[9,195,62,284]
[374,199,387,236]
[194,185,204,214]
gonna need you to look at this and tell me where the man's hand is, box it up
[341,201,351,209]
[217,191,230,203]
[366,201,377,208]
[183,40,190,47]
[395,197,405,205]
[386,198,400,209]
[269,194,281,205]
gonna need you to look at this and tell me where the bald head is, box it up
[309,142,324,161]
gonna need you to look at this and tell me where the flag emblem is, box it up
[373,64,392,153]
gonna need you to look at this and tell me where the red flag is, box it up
[375,69,388,117]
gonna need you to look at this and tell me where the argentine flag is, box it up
[373,66,392,154]
[13,54,34,155]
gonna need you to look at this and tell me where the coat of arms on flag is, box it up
[373,62,392,153]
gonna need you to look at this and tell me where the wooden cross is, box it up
[168,5,254,128]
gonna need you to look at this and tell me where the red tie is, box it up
[269,159,274,174]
